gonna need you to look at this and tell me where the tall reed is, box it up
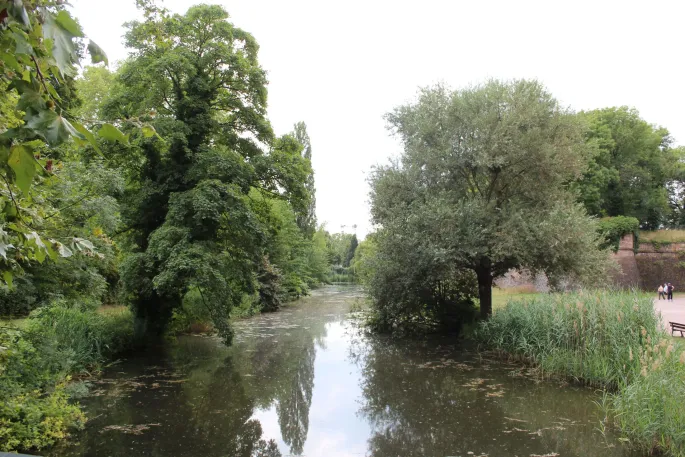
[475,291,685,456]
[609,338,685,456]
[476,291,660,387]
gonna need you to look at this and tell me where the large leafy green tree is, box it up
[107,4,307,343]
[371,80,609,321]
[666,146,685,227]
[574,107,676,229]
[74,66,114,121]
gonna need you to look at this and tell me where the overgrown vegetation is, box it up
[2,0,685,454]
[476,292,685,456]
[597,215,640,251]
[476,291,660,387]
[0,1,350,452]
[0,302,134,452]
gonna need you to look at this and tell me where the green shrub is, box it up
[0,302,134,453]
[0,256,111,316]
[0,329,85,452]
[597,216,639,252]
[328,266,356,284]
[26,302,134,374]
[475,291,661,387]
[169,288,218,333]
[0,381,85,452]
[229,292,261,319]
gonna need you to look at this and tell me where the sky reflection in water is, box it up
[50,286,641,457]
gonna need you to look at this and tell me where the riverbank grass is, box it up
[640,229,685,243]
[491,287,541,311]
[475,291,685,456]
[0,302,135,453]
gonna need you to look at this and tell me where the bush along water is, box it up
[0,300,134,453]
[475,291,685,456]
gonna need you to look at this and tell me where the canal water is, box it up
[49,286,642,457]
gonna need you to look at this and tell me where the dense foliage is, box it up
[575,107,680,229]
[0,0,131,292]
[0,304,134,452]
[100,4,313,343]
[0,1,342,452]
[369,80,610,324]
[2,0,685,454]
[597,215,640,251]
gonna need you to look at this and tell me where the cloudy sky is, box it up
[69,0,685,238]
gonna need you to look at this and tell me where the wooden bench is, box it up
[669,322,685,337]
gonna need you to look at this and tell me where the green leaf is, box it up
[8,144,37,194]
[34,245,46,263]
[0,240,14,261]
[7,223,29,234]
[72,237,95,251]
[87,40,108,66]
[25,109,84,146]
[57,242,72,258]
[141,124,157,138]
[17,89,46,114]
[45,240,58,261]
[0,52,22,72]
[71,120,102,154]
[3,201,18,219]
[98,124,129,144]
[26,231,47,263]
[42,11,77,76]
[7,0,30,28]
[11,31,33,55]
[3,270,13,289]
[54,10,83,38]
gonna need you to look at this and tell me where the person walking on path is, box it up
[668,283,675,301]
[659,284,665,300]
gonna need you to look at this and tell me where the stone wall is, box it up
[609,233,641,288]
[634,240,685,292]
[496,234,685,292]
[609,234,685,291]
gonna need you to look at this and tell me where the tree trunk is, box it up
[476,263,493,320]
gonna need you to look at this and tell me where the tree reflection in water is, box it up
[49,288,640,457]
[276,337,315,455]
[352,333,639,457]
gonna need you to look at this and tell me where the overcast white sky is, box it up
[69,0,685,238]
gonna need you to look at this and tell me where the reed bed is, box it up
[475,291,685,456]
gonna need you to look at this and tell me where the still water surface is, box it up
[50,286,642,457]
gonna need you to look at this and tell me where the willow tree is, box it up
[108,4,309,343]
[370,80,609,321]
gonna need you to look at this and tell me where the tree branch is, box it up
[1,174,20,217]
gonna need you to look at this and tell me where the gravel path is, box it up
[654,294,685,335]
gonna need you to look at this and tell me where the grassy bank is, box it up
[475,291,685,456]
[491,287,541,311]
[0,302,134,452]
[640,230,685,243]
